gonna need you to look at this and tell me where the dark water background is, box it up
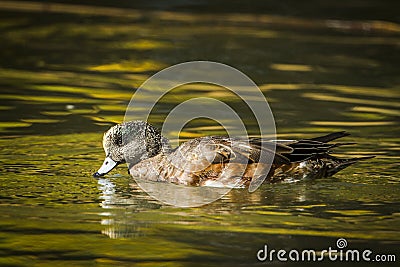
[0,0,399,266]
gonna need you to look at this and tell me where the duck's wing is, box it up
[206,137,292,165]
[165,136,291,187]
[273,131,355,162]
[170,132,354,171]
[169,136,291,168]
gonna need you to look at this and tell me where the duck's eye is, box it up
[116,135,123,146]
[113,131,123,146]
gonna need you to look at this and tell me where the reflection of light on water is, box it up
[310,121,396,126]
[98,178,150,239]
[303,92,400,108]
[270,63,313,72]
[101,221,143,239]
[295,187,307,202]
[352,106,400,116]
[98,178,116,209]
[101,218,114,225]
[100,217,134,239]
[100,214,145,239]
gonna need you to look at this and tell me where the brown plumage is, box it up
[93,120,374,187]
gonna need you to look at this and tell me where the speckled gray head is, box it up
[93,120,170,177]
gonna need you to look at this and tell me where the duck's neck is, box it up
[143,122,171,158]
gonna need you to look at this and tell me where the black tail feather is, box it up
[326,155,375,177]
[287,132,353,162]
[310,131,350,143]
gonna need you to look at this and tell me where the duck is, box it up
[93,120,374,187]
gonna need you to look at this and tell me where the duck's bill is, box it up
[93,157,118,178]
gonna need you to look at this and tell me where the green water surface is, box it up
[0,1,399,266]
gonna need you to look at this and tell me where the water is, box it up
[1,1,399,266]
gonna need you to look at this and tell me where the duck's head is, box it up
[93,120,169,177]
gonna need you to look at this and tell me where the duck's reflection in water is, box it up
[98,178,116,209]
[97,177,318,239]
[98,178,151,239]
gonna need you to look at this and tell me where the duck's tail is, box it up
[310,131,350,143]
[325,155,375,177]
